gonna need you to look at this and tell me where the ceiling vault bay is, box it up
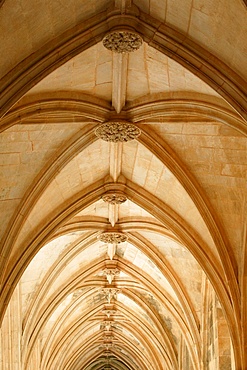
[0,1,246,370]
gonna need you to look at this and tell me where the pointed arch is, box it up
[0,9,246,120]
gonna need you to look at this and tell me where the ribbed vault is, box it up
[0,1,246,370]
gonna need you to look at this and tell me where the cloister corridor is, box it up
[0,0,246,369]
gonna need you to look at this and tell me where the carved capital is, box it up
[101,320,114,331]
[102,191,127,205]
[101,287,121,303]
[103,268,120,284]
[102,308,117,318]
[95,121,141,142]
[102,334,115,341]
[99,232,128,244]
[103,30,143,53]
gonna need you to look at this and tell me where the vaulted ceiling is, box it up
[0,1,246,370]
